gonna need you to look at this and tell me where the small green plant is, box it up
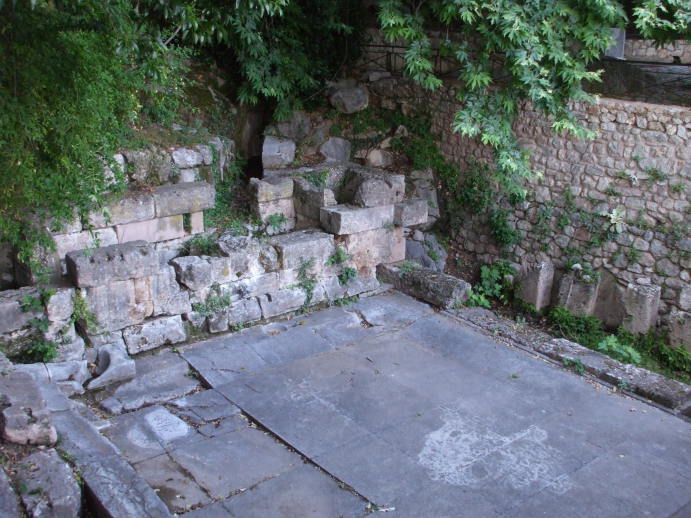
[332,295,359,307]
[670,182,685,194]
[18,340,58,363]
[295,258,317,306]
[596,335,641,365]
[327,247,349,265]
[557,213,570,230]
[182,213,192,232]
[181,233,219,256]
[398,260,420,277]
[488,209,519,248]
[604,186,620,196]
[70,290,98,334]
[266,213,287,233]
[467,260,515,308]
[562,358,586,376]
[338,267,357,286]
[191,285,232,317]
[300,170,330,188]
[625,248,642,264]
[644,167,669,184]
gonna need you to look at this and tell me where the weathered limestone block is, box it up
[341,169,405,207]
[217,234,275,278]
[66,241,158,288]
[88,191,155,228]
[52,326,86,363]
[255,198,296,228]
[0,371,57,445]
[223,272,280,302]
[269,230,335,270]
[171,256,212,291]
[52,228,118,272]
[154,182,215,218]
[0,468,20,518]
[84,280,152,331]
[391,227,406,263]
[394,199,428,227]
[122,315,186,354]
[293,178,337,221]
[268,110,312,141]
[668,310,690,352]
[320,204,394,235]
[86,342,136,390]
[556,273,600,316]
[250,177,294,202]
[319,137,351,162]
[377,263,470,309]
[622,283,661,334]
[152,266,191,316]
[341,227,397,267]
[45,360,89,386]
[593,270,626,328]
[17,450,82,518]
[517,260,555,312]
[223,298,263,329]
[408,169,439,229]
[258,288,306,318]
[115,215,187,244]
[319,276,347,301]
[0,287,41,335]
[364,149,393,168]
[262,136,296,168]
[329,86,369,114]
[175,167,199,183]
[405,233,447,272]
[172,147,203,168]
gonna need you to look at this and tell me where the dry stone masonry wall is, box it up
[624,39,691,64]
[368,77,690,349]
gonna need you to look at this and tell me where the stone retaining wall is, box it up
[368,77,690,346]
[625,39,691,64]
[0,159,430,392]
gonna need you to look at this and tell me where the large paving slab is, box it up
[200,292,691,517]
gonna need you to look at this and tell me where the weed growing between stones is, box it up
[398,261,420,278]
[299,170,330,188]
[562,358,586,376]
[466,261,515,309]
[181,234,220,256]
[70,290,99,335]
[327,247,349,265]
[331,295,359,307]
[338,267,357,286]
[191,284,232,318]
[266,213,287,233]
[295,258,317,307]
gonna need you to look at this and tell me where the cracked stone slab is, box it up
[99,350,200,414]
[222,464,366,518]
[168,427,297,500]
[134,454,211,514]
[168,389,240,423]
[345,290,433,330]
[0,467,20,518]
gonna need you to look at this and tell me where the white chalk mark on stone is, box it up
[417,409,572,495]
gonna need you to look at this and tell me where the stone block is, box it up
[44,287,75,325]
[329,86,369,114]
[53,228,118,272]
[341,169,405,207]
[0,468,20,518]
[320,204,394,235]
[622,283,661,334]
[86,342,136,390]
[377,263,470,309]
[250,177,294,202]
[122,315,187,354]
[216,234,274,278]
[269,230,335,270]
[66,241,158,287]
[258,288,306,318]
[668,310,690,352]
[152,266,192,316]
[85,280,152,331]
[189,211,204,234]
[390,227,406,263]
[255,198,296,224]
[171,255,213,291]
[293,179,337,221]
[262,136,296,168]
[0,371,57,445]
[517,260,554,312]
[172,147,203,168]
[222,272,280,302]
[115,215,186,244]
[556,273,600,316]
[89,191,155,228]
[364,149,393,168]
[175,167,199,183]
[405,233,447,272]
[0,287,41,334]
[207,312,229,333]
[394,199,428,227]
[154,182,215,218]
[341,227,396,267]
[226,298,262,327]
[593,270,626,328]
[319,137,351,162]
[17,450,81,518]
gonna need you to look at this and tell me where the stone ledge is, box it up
[448,307,691,412]
[154,182,215,218]
[320,204,394,235]
[377,262,470,309]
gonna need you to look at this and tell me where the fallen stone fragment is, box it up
[319,137,351,162]
[377,262,470,309]
[122,315,187,354]
[0,370,57,445]
[329,86,369,114]
[87,342,136,390]
[16,449,81,518]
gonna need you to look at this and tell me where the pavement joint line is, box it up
[442,309,684,420]
[233,409,374,509]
